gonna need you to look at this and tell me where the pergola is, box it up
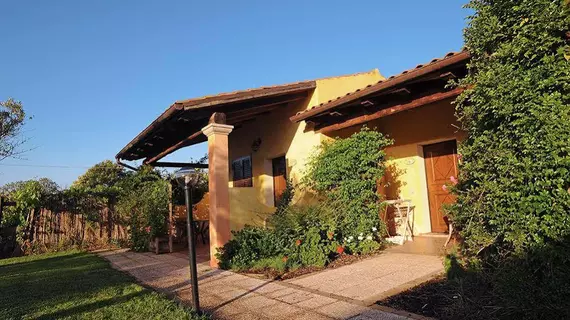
[116,81,316,266]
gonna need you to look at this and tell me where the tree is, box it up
[72,160,128,238]
[0,98,28,161]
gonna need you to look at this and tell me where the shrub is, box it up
[303,127,392,241]
[450,0,570,259]
[216,226,284,270]
[250,256,288,274]
[274,180,294,216]
[129,213,151,252]
[116,169,170,251]
[297,227,329,267]
[217,128,392,273]
[271,202,342,266]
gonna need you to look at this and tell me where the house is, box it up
[116,50,470,266]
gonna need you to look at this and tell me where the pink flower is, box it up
[145,226,151,233]
[442,185,448,192]
[457,154,463,161]
[450,176,458,185]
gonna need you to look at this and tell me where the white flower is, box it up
[344,237,347,241]
[349,236,354,240]
[358,236,364,241]
[359,233,363,236]
[347,238,352,243]
[366,235,373,240]
[372,227,377,232]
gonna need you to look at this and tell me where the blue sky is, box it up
[0,1,468,187]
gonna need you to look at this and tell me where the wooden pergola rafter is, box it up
[291,51,470,133]
[116,83,315,165]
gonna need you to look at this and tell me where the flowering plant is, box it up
[343,226,382,255]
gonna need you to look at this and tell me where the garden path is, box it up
[286,251,443,306]
[99,249,426,320]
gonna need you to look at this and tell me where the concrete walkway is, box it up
[286,252,443,306]
[98,249,430,320]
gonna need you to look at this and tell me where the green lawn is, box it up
[0,250,206,320]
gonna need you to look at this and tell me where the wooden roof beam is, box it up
[316,87,463,134]
[144,129,205,165]
[150,161,208,168]
[290,51,470,122]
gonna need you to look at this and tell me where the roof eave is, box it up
[289,51,471,123]
[116,81,317,162]
[115,103,183,161]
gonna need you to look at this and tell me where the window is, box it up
[232,156,252,187]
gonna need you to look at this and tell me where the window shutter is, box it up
[232,156,252,188]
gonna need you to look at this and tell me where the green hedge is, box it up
[450,0,570,259]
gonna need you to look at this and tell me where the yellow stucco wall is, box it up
[227,70,383,231]
[331,98,465,234]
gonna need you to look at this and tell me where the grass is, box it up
[0,250,207,320]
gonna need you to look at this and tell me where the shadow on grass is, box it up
[0,250,195,320]
[34,291,146,320]
[0,251,86,268]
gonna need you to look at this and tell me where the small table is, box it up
[173,219,209,248]
[382,199,414,245]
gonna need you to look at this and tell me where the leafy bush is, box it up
[272,202,343,266]
[438,1,570,318]
[271,201,337,246]
[1,178,60,228]
[217,128,391,273]
[216,226,284,270]
[296,227,330,267]
[450,0,570,259]
[116,166,170,251]
[344,231,382,255]
[303,127,391,249]
[274,180,294,216]
[250,256,288,274]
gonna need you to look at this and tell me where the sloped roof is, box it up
[290,50,470,122]
[116,80,316,162]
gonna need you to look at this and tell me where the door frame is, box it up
[418,137,459,233]
[421,139,458,233]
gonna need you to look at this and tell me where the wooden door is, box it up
[423,140,458,233]
[272,156,287,206]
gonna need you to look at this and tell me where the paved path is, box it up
[286,252,443,306]
[99,250,427,320]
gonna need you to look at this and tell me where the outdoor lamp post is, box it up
[174,167,201,315]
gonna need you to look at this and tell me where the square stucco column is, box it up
[202,122,233,267]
